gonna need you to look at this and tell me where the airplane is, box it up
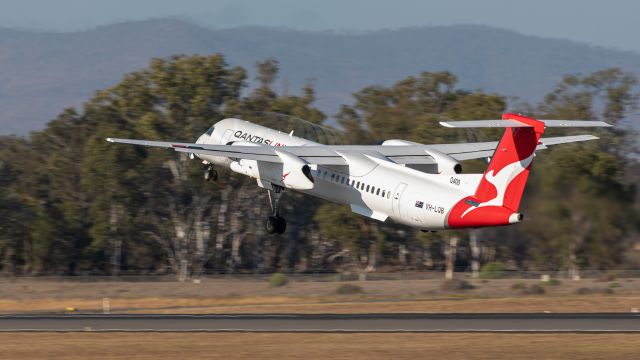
[106,113,610,234]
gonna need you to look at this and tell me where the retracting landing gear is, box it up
[266,186,286,234]
[204,164,218,181]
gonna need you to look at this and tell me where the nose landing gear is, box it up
[266,186,286,234]
[204,165,218,181]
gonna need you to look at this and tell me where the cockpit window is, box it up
[206,126,215,136]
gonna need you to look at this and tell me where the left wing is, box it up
[106,134,598,165]
[106,138,281,162]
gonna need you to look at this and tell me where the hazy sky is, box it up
[3,0,639,53]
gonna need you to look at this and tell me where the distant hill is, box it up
[1,19,640,135]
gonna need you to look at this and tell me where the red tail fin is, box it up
[447,114,544,228]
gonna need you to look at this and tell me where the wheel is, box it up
[204,168,217,181]
[275,217,286,234]
[266,216,287,234]
[266,216,279,234]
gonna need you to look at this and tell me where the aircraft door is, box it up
[221,129,234,144]
[392,182,407,217]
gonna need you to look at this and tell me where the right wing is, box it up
[426,134,599,161]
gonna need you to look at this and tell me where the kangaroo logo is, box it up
[282,172,291,181]
[461,153,534,218]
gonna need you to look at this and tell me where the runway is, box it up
[0,313,639,332]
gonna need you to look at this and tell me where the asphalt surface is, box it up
[0,313,639,332]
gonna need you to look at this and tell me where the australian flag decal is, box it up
[415,200,424,208]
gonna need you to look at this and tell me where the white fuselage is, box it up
[196,118,482,230]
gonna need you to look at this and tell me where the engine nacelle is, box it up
[229,147,314,190]
[275,150,315,190]
[424,148,462,175]
[382,139,462,174]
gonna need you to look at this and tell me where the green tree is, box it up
[338,71,505,145]
[78,54,247,278]
[1,57,637,277]
[525,68,638,272]
[0,154,34,273]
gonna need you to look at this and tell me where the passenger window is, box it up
[341,177,345,184]
[366,185,370,192]
[376,188,380,196]
[331,173,335,181]
[381,190,385,197]
[356,181,360,188]
[387,191,391,199]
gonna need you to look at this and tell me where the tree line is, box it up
[0,54,638,279]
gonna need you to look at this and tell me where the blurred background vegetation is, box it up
[0,54,638,279]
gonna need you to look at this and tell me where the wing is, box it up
[106,138,280,162]
[106,134,598,165]
[426,134,599,161]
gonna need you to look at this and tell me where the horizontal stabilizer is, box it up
[539,120,613,127]
[440,119,612,128]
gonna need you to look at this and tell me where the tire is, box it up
[266,216,286,234]
[275,217,287,234]
[204,168,217,182]
[266,216,278,234]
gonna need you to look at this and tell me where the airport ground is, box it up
[0,333,638,359]
[0,275,639,314]
[1,275,639,359]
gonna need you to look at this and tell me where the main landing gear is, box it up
[204,164,218,181]
[266,186,286,234]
